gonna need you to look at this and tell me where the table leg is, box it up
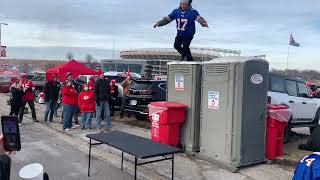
[121,151,124,170]
[172,154,174,180]
[134,157,137,180]
[88,138,92,177]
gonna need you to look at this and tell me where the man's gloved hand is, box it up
[153,24,158,28]
[96,101,100,106]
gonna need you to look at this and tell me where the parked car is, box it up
[0,70,19,93]
[38,92,45,104]
[0,76,14,93]
[268,73,320,142]
[125,80,166,120]
[103,71,143,110]
[30,74,46,97]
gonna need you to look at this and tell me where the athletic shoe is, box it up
[64,128,71,132]
[19,123,22,126]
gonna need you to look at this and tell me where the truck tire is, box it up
[310,109,320,134]
[284,117,292,144]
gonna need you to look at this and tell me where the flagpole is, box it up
[286,44,290,76]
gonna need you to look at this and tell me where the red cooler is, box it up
[266,104,292,160]
[148,102,187,147]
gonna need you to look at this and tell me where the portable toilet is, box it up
[199,57,269,172]
[167,62,202,153]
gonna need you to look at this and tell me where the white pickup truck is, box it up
[268,73,320,141]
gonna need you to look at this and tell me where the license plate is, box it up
[130,100,137,106]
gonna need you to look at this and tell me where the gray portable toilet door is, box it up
[240,60,269,165]
[167,64,196,151]
[200,63,233,163]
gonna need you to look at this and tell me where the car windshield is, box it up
[130,81,153,90]
[106,76,126,83]
[31,76,45,81]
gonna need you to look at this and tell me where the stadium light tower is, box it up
[0,22,8,47]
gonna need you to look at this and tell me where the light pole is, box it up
[0,22,8,47]
[0,22,8,59]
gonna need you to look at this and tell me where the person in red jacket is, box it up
[18,72,37,124]
[62,80,78,131]
[78,83,95,130]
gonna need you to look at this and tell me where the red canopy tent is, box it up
[46,59,98,81]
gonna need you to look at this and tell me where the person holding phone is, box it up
[9,76,24,117]
[0,134,13,180]
[62,79,78,131]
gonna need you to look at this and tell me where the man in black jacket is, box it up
[44,74,60,123]
[94,73,111,131]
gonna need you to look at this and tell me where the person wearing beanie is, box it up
[94,73,111,132]
[61,80,78,131]
[154,0,208,61]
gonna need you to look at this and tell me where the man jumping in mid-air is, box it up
[154,0,209,61]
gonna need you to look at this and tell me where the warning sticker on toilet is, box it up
[208,91,219,110]
[175,75,184,91]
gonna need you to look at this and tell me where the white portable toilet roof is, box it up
[204,56,268,64]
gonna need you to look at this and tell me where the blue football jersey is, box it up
[167,6,200,36]
[292,152,320,180]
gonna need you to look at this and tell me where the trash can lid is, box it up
[19,163,44,180]
[267,104,289,110]
[150,101,187,109]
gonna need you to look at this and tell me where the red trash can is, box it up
[265,104,292,160]
[148,102,187,147]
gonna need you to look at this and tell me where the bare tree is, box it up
[66,52,74,61]
[86,54,94,69]
[271,69,320,81]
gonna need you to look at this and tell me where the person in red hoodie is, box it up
[78,83,95,130]
[109,79,119,116]
[62,80,78,131]
[88,76,95,90]
[18,72,37,124]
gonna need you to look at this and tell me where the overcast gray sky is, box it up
[1,0,320,69]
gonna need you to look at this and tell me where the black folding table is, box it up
[86,131,182,180]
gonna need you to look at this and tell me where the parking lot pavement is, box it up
[9,123,135,180]
[0,93,296,180]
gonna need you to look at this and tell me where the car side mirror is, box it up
[314,92,320,99]
[300,93,309,98]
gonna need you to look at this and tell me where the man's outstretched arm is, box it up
[196,16,209,27]
[154,16,173,28]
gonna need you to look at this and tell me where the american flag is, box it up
[290,34,300,47]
